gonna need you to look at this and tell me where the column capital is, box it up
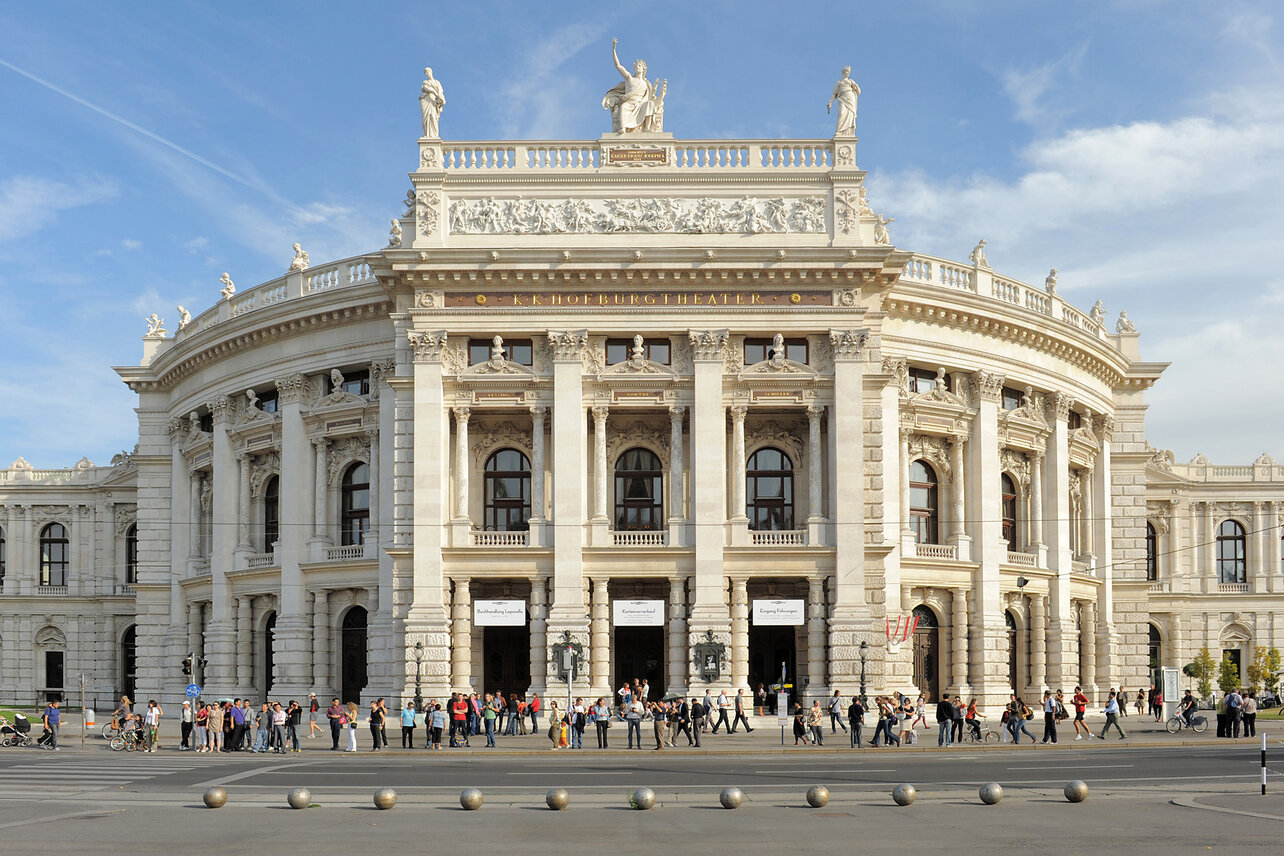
[206,395,236,425]
[407,329,448,363]
[828,328,869,361]
[806,403,825,420]
[274,372,311,404]
[452,405,471,423]
[968,371,1005,403]
[547,329,589,362]
[729,404,748,422]
[591,404,609,423]
[687,329,729,361]
[530,405,547,419]
[1046,391,1075,422]
[668,404,686,421]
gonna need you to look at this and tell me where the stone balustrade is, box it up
[914,542,958,561]
[246,553,276,569]
[1005,550,1037,568]
[325,544,367,562]
[439,139,835,172]
[470,529,530,547]
[1218,583,1251,594]
[610,529,668,547]
[749,529,806,547]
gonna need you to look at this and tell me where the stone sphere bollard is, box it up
[202,786,228,809]
[546,788,570,811]
[719,787,744,809]
[806,785,830,808]
[630,787,656,810]
[978,783,1003,805]
[460,788,484,811]
[287,787,312,810]
[1063,780,1089,803]
[892,784,917,806]
[373,788,397,810]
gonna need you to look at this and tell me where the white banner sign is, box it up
[612,599,666,627]
[752,599,805,626]
[473,600,526,627]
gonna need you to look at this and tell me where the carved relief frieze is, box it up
[446,195,826,235]
[417,190,440,236]
[326,436,372,485]
[606,418,670,463]
[810,335,834,374]
[31,505,69,525]
[882,357,909,394]
[907,434,953,479]
[745,418,806,463]
[999,448,1031,489]
[1145,501,1171,534]
[470,420,532,465]
[113,505,137,536]
[407,330,449,363]
[249,452,282,498]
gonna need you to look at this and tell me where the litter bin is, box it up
[84,708,95,728]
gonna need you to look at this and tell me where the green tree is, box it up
[1247,647,1282,693]
[1187,648,1216,699]
[1217,654,1241,694]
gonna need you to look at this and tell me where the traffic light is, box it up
[182,657,192,675]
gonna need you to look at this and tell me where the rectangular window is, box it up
[45,651,65,690]
[257,389,279,413]
[744,337,807,366]
[198,412,214,433]
[469,339,533,366]
[1001,387,1023,411]
[909,367,947,394]
[606,338,670,365]
[341,370,370,396]
[1067,409,1082,430]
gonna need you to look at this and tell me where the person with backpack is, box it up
[829,691,848,734]
[1040,690,1058,744]
[936,693,955,747]
[847,696,865,747]
[1007,693,1037,744]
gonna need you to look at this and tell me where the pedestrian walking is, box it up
[345,702,359,752]
[807,700,825,745]
[1007,694,1037,744]
[689,697,704,746]
[179,701,193,750]
[1099,691,1128,740]
[733,689,754,733]
[829,691,848,734]
[142,699,162,752]
[1040,690,1058,744]
[847,696,865,747]
[711,691,732,734]
[41,700,61,751]
[793,705,810,745]
[1071,686,1091,739]
[308,693,322,738]
[402,701,418,748]
[755,683,767,716]
[936,693,954,747]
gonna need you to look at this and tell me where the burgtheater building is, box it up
[1,61,1282,711]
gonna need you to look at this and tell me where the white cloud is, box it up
[121,238,142,249]
[0,175,118,241]
[1001,44,1087,126]
[183,236,210,250]
[494,21,611,138]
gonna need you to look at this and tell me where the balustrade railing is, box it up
[610,529,668,547]
[749,529,806,547]
[1005,551,1037,568]
[246,553,276,569]
[37,585,68,596]
[470,530,530,547]
[914,542,958,560]
[438,139,834,172]
[325,544,367,562]
[1218,582,1251,594]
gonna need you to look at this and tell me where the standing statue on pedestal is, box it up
[419,67,446,138]
[603,38,663,133]
[827,66,861,137]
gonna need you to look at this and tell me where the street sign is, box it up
[186,684,201,698]
[776,693,790,724]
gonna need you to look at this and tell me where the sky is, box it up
[1,0,1281,468]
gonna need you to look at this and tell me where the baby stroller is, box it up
[0,714,34,747]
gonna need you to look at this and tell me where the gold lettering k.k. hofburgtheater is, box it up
[450,291,827,308]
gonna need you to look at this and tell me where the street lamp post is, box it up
[412,641,425,712]
[858,640,869,707]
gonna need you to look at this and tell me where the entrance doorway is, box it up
[1223,648,1243,685]
[264,612,277,696]
[614,626,664,700]
[121,625,137,702]
[748,624,797,712]
[1148,624,1162,687]
[1006,611,1018,691]
[340,606,368,704]
[482,626,531,695]
[912,605,940,701]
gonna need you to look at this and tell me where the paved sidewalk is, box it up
[28,709,1284,757]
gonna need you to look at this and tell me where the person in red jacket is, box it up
[449,693,470,747]
[1072,686,1091,740]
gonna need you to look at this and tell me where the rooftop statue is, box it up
[388,218,403,248]
[219,272,236,300]
[1116,311,1137,333]
[419,67,445,138]
[288,242,310,272]
[969,239,989,268]
[1089,300,1105,326]
[144,313,167,337]
[1045,269,1058,296]
[827,66,861,137]
[176,305,192,330]
[873,213,894,245]
[603,38,664,133]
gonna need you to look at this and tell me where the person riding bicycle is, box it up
[1179,690,1198,727]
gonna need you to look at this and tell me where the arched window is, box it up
[614,448,663,531]
[121,625,137,701]
[1148,624,1162,686]
[909,460,939,544]
[484,449,531,531]
[1005,610,1019,690]
[1145,522,1158,581]
[1000,474,1018,549]
[0,525,6,588]
[40,523,69,587]
[1216,520,1246,584]
[746,447,794,531]
[263,476,280,553]
[124,524,138,585]
[340,462,370,547]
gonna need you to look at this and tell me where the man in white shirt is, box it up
[711,691,732,734]
[701,691,714,732]
[1040,690,1058,744]
[829,691,848,734]
[1099,691,1127,739]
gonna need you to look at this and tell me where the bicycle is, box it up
[109,729,146,751]
[961,724,1000,743]
[1165,712,1208,734]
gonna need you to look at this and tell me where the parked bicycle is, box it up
[961,724,1000,743]
[1165,712,1208,733]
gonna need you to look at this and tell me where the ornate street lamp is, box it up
[858,640,869,706]
[412,641,425,712]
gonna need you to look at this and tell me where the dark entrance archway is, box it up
[340,606,368,704]
[1006,611,1019,691]
[120,625,136,702]
[749,624,798,713]
[1148,624,1162,687]
[263,612,277,696]
[912,605,940,701]
[483,626,531,695]
[613,626,664,701]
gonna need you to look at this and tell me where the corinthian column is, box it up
[530,406,546,523]
[951,588,970,695]
[236,453,252,552]
[668,406,685,521]
[806,405,824,522]
[1030,594,1047,689]
[1080,600,1097,690]
[730,405,748,520]
[592,406,609,521]
[450,577,471,691]
[730,577,748,689]
[453,406,471,523]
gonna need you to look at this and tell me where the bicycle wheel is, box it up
[983,730,999,743]
[102,723,117,740]
[1165,717,1181,734]
[1192,715,1208,733]
[109,736,125,751]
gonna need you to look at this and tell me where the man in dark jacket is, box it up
[936,693,954,747]
[847,697,865,748]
